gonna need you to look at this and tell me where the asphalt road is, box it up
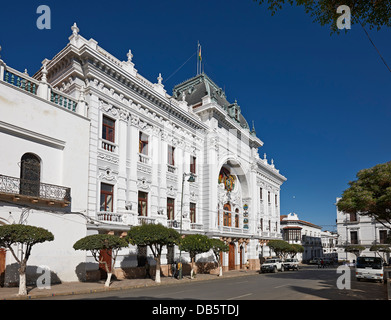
[40,266,387,301]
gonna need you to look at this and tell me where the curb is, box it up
[1,271,258,300]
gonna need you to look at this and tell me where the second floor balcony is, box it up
[0,174,71,207]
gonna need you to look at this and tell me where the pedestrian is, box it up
[145,260,151,279]
[321,259,325,268]
[172,261,177,278]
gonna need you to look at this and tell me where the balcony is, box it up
[0,174,71,207]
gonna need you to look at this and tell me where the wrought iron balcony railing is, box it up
[0,174,71,203]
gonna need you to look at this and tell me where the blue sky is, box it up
[1,0,390,230]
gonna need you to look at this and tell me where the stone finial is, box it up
[157,73,163,85]
[71,23,79,36]
[41,59,49,83]
[0,45,2,59]
[127,50,133,62]
[264,153,267,160]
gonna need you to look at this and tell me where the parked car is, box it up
[260,258,284,273]
[283,258,299,270]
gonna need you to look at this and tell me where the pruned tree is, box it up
[345,245,366,259]
[288,243,304,258]
[0,224,54,295]
[73,234,128,287]
[268,239,292,259]
[209,238,229,277]
[179,234,212,279]
[337,161,391,230]
[126,223,180,283]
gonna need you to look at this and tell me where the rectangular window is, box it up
[380,230,388,244]
[102,116,115,143]
[139,132,149,155]
[190,156,196,174]
[349,213,357,222]
[350,231,358,244]
[268,191,271,203]
[168,145,175,166]
[100,183,113,212]
[275,195,278,206]
[138,191,148,216]
[190,203,196,223]
[167,198,175,220]
[260,188,263,200]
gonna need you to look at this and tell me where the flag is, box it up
[198,44,202,62]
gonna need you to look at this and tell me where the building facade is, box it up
[0,24,286,284]
[336,198,390,263]
[280,213,324,262]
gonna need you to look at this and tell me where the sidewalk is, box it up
[0,269,259,300]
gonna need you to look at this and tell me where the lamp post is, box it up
[178,172,196,280]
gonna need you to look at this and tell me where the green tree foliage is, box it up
[268,239,292,258]
[0,224,54,295]
[288,243,305,258]
[210,238,229,276]
[126,223,180,283]
[179,234,212,278]
[337,161,391,229]
[345,245,366,257]
[253,0,391,33]
[73,234,128,287]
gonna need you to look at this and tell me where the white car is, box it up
[260,258,284,273]
[283,258,299,270]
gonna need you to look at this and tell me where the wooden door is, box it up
[0,248,6,287]
[229,243,235,270]
[99,249,112,279]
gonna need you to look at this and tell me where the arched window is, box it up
[20,153,41,197]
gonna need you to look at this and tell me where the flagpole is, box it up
[197,41,200,75]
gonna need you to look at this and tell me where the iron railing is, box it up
[0,174,71,202]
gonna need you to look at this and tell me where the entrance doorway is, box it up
[229,243,235,270]
[0,248,5,287]
[99,249,112,279]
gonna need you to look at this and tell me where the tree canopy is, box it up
[126,223,180,283]
[73,233,128,287]
[337,161,391,229]
[0,224,54,295]
[253,0,391,33]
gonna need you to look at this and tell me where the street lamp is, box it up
[178,172,195,280]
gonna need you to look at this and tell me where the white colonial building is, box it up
[0,23,287,285]
[336,198,390,263]
[280,213,324,262]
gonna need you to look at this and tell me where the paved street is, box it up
[38,266,387,300]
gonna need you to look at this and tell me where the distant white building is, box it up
[336,198,390,263]
[280,213,325,262]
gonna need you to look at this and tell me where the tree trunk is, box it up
[155,256,161,283]
[18,263,27,295]
[105,272,112,287]
[190,258,195,279]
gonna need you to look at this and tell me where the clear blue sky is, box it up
[1,0,390,230]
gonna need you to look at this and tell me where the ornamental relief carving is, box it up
[98,166,118,182]
[97,152,119,164]
[137,176,151,191]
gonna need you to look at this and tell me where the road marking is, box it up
[274,284,290,289]
[227,293,252,300]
